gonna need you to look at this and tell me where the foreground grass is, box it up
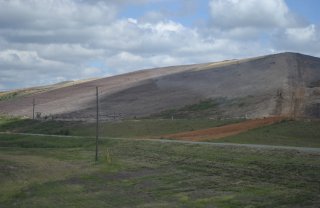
[1,133,320,207]
[212,120,320,148]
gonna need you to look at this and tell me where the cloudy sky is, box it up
[0,0,319,90]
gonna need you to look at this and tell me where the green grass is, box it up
[0,117,240,138]
[73,119,241,138]
[0,133,319,207]
[149,97,254,119]
[0,92,18,101]
[0,118,74,135]
[1,118,320,148]
[0,134,93,148]
[150,98,227,119]
[212,120,320,148]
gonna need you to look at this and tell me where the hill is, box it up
[0,79,95,102]
[0,52,320,119]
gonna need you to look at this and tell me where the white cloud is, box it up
[209,0,297,29]
[117,52,143,62]
[39,44,104,63]
[0,49,80,89]
[0,0,116,29]
[81,67,103,77]
[273,24,320,56]
[139,20,184,33]
[0,83,6,91]
[0,0,319,90]
[0,50,64,69]
[285,25,317,43]
[208,0,320,57]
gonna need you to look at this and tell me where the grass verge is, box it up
[211,120,320,148]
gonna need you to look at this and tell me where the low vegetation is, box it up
[0,89,43,101]
[0,117,241,138]
[0,81,85,102]
[75,119,242,138]
[0,92,18,101]
[1,117,320,148]
[150,98,227,119]
[212,119,320,148]
[149,97,252,119]
[0,133,319,207]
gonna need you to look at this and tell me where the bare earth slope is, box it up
[1,52,320,119]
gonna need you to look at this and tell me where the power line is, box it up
[95,86,99,162]
[32,98,35,120]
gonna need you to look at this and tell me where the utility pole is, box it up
[95,86,99,162]
[32,98,35,120]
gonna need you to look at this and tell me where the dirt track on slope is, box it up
[161,117,284,141]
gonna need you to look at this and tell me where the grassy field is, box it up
[0,133,319,207]
[0,117,240,138]
[1,117,320,148]
[212,120,320,148]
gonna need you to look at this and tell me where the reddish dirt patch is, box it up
[161,117,284,141]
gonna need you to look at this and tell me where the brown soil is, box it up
[161,117,285,141]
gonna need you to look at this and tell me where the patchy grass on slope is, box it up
[0,92,19,101]
[149,97,254,119]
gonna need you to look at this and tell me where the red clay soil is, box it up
[161,117,285,142]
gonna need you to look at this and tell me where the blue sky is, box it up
[0,0,319,90]
[120,0,320,27]
[120,0,210,27]
[287,0,320,23]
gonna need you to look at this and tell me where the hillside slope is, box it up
[0,52,319,119]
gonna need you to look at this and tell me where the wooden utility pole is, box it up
[32,98,35,120]
[95,86,99,162]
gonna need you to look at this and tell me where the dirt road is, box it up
[161,117,284,141]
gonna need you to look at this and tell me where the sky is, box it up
[0,0,320,91]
